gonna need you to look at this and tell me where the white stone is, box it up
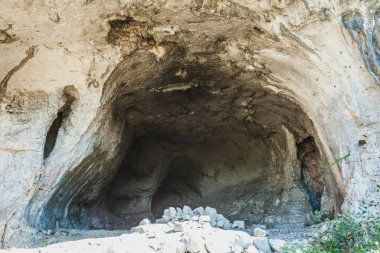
[216,214,226,221]
[216,220,225,227]
[205,206,217,218]
[191,216,199,221]
[269,238,287,252]
[223,221,232,230]
[199,215,211,223]
[232,220,245,230]
[183,206,192,214]
[231,244,244,253]
[139,218,152,226]
[168,207,177,219]
[201,222,211,229]
[176,239,188,253]
[246,245,260,253]
[193,207,205,215]
[187,233,207,253]
[253,227,267,237]
[204,231,233,253]
[173,221,195,232]
[234,237,248,249]
[163,215,171,223]
[131,225,149,234]
[252,237,271,253]
[161,239,187,253]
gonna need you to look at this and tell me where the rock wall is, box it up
[0,0,379,248]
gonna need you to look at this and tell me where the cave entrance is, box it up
[64,85,335,230]
[31,53,343,231]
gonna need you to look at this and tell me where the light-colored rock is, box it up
[187,233,207,253]
[223,222,233,230]
[191,216,199,222]
[252,237,272,253]
[246,245,260,253]
[232,244,244,253]
[168,207,177,219]
[193,207,205,216]
[216,220,225,228]
[204,234,232,253]
[139,218,152,226]
[232,220,245,230]
[199,215,211,223]
[161,239,187,253]
[183,206,192,212]
[131,225,149,234]
[269,238,287,252]
[253,228,267,237]
[205,207,217,219]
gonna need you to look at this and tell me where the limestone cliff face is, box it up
[0,0,379,248]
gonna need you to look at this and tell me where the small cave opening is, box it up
[32,57,343,231]
[43,86,78,159]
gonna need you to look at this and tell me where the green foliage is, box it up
[282,203,380,253]
[323,152,351,170]
[310,210,329,225]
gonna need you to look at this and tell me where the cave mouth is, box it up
[45,83,338,230]
[30,52,342,231]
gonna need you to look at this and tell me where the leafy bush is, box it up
[310,210,329,225]
[283,203,380,253]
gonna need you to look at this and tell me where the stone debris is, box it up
[128,206,285,253]
[2,206,311,253]
[156,206,235,230]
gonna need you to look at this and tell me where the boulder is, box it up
[253,228,267,237]
[252,237,271,253]
[232,220,245,230]
[246,245,260,253]
[269,238,287,252]
[187,233,207,253]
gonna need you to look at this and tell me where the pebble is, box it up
[253,227,267,237]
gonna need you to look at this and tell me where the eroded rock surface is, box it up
[0,0,379,248]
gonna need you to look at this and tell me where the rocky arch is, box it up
[25,43,344,230]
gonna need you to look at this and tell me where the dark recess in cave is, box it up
[43,86,77,159]
[43,105,71,159]
[297,136,326,211]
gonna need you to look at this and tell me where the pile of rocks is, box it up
[155,206,244,230]
[3,206,315,253]
[129,206,288,253]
